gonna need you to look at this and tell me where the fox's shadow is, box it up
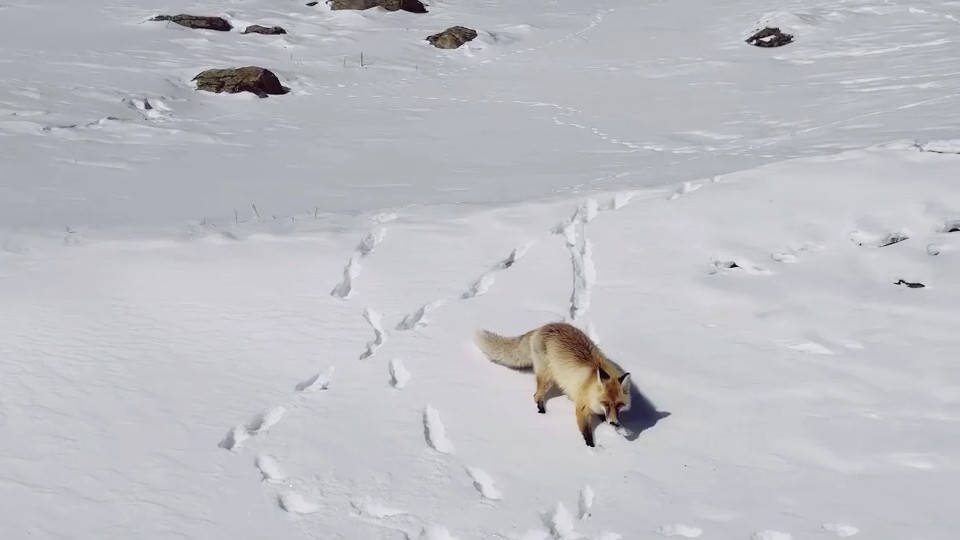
[618,383,671,441]
[606,357,670,440]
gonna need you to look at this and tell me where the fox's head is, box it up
[596,369,631,427]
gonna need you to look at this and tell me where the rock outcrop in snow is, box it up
[329,0,427,13]
[745,27,794,47]
[193,67,289,98]
[242,25,287,35]
[427,26,479,49]
[151,14,232,32]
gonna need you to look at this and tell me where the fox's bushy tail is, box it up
[474,329,534,369]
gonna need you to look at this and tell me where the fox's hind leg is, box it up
[533,370,554,414]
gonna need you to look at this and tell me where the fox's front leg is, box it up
[575,401,594,447]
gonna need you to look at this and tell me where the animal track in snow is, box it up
[567,235,595,321]
[498,243,533,269]
[331,227,387,298]
[608,192,634,210]
[331,254,362,299]
[554,200,602,322]
[581,198,599,223]
[770,251,798,263]
[784,341,835,355]
[554,198,597,237]
[219,406,286,451]
[462,271,496,299]
[352,499,408,519]
[372,212,398,224]
[396,299,446,331]
[709,258,772,275]
[296,366,335,392]
[278,491,321,514]
[658,524,703,538]
[461,243,533,299]
[255,454,286,482]
[919,139,960,154]
[545,502,579,540]
[850,229,909,248]
[219,425,250,451]
[751,531,792,540]
[389,358,411,389]
[555,219,578,246]
[822,523,859,537]
[771,242,823,263]
[667,181,704,200]
[357,228,387,256]
[360,308,386,359]
[465,466,502,500]
[578,485,594,519]
[122,96,173,121]
[423,405,455,454]
[941,218,960,233]
[246,406,287,435]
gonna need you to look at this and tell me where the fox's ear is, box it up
[618,372,631,388]
[596,368,610,384]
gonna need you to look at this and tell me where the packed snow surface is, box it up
[1,0,959,539]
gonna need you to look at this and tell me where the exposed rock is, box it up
[427,26,478,49]
[243,25,287,35]
[894,279,926,289]
[380,0,427,12]
[328,0,427,13]
[151,14,232,32]
[306,1,319,4]
[745,26,793,48]
[329,0,378,8]
[193,67,289,98]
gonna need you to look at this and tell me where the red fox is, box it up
[475,322,631,447]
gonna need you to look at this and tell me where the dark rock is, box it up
[380,0,427,12]
[243,25,287,35]
[328,0,427,13]
[193,67,289,98]
[427,26,478,49]
[151,14,232,32]
[894,279,926,289]
[329,0,379,8]
[306,1,319,4]
[745,26,793,48]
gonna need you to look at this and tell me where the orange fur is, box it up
[476,322,631,447]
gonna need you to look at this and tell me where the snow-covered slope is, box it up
[2,146,959,539]
[2,0,960,232]
[2,0,960,539]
